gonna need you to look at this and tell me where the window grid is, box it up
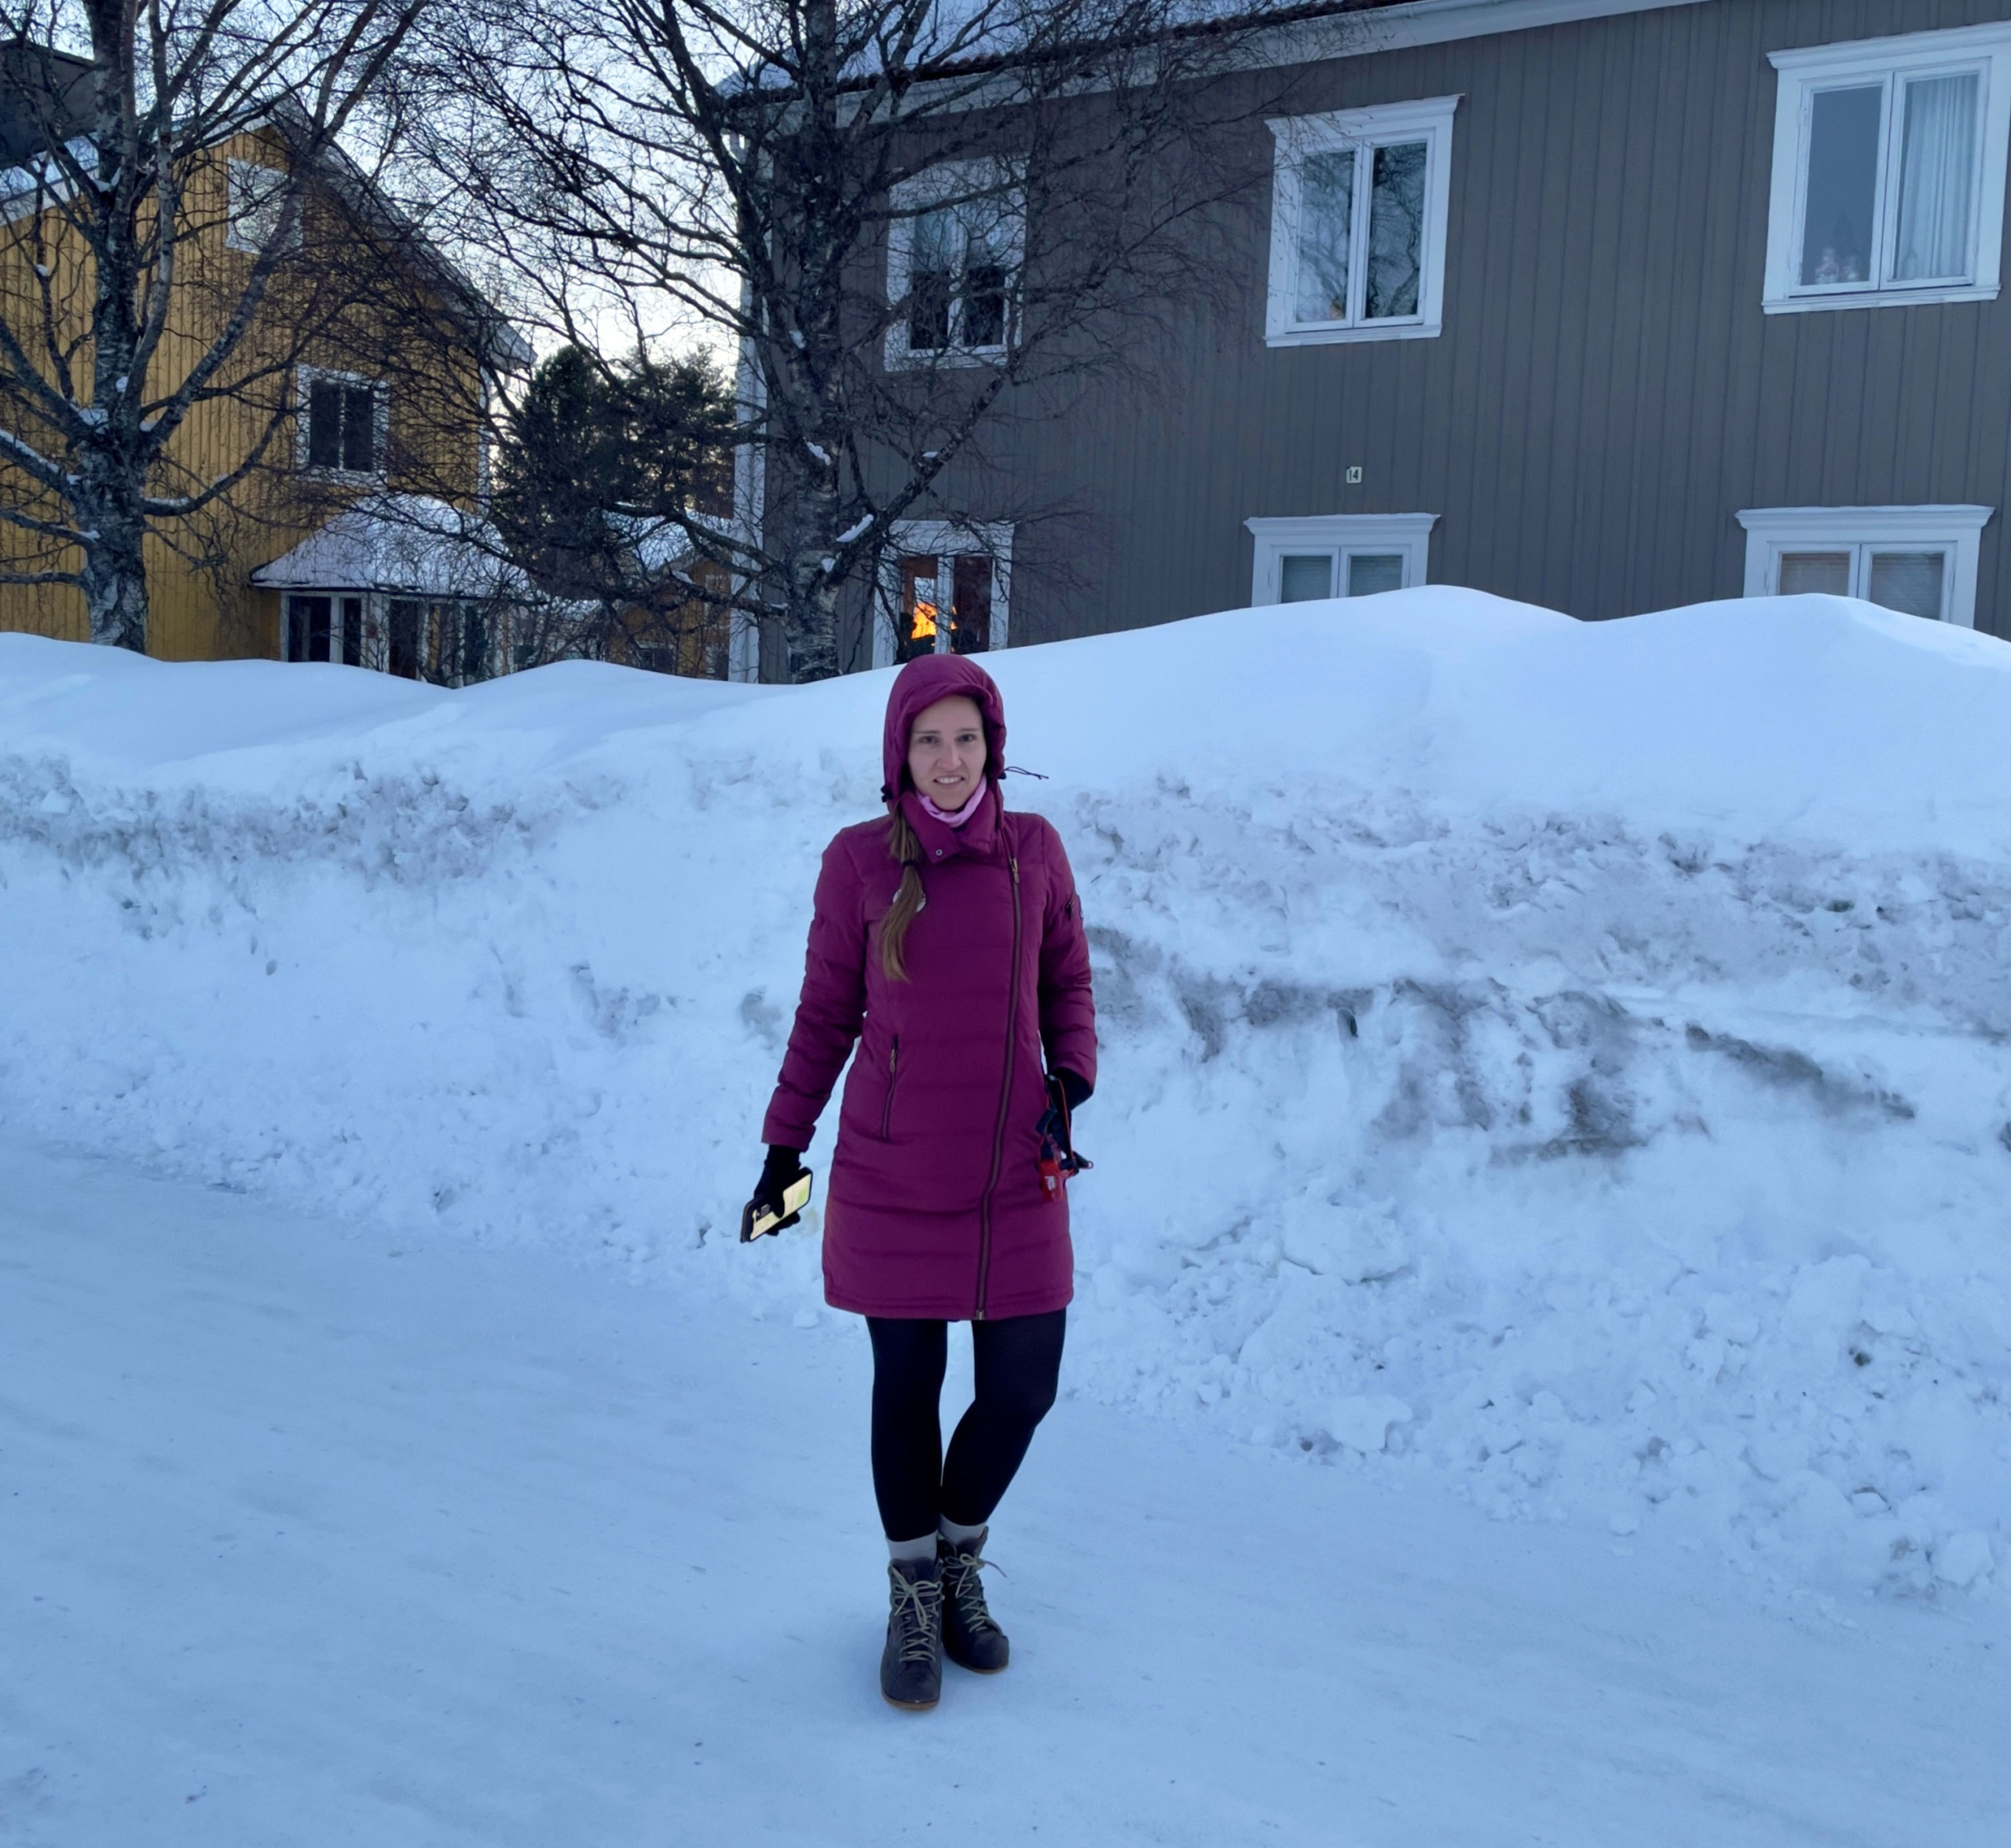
[1771,540,1952,620]
[1265,96,1459,349]
[297,368,385,478]
[1792,65,1986,298]
[1245,514,1438,606]
[1764,24,2011,315]
[1736,506,1994,628]
[885,163,1024,371]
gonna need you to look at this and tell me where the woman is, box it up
[750,652,1097,1712]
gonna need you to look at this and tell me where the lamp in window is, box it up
[896,558,942,662]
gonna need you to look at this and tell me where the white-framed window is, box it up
[1764,24,2011,314]
[296,367,386,478]
[871,521,1013,666]
[1736,505,1994,626]
[226,158,298,254]
[885,162,1024,369]
[1245,514,1436,605]
[1264,95,1459,347]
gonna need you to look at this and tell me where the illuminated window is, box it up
[876,521,1013,666]
[896,554,993,662]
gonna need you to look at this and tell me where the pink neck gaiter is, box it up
[919,784,987,828]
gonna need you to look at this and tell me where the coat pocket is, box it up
[877,1034,902,1140]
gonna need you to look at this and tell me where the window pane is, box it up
[387,600,421,679]
[957,205,1013,348]
[950,554,992,653]
[962,262,1006,347]
[1866,550,1946,619]
[306,380,342,469]
[1346,553,1406,596]
[460,609,489,682]
[897,556,941,661]
[341,386,375,473]
[1294,148,1354,323]
[1778,551,1852,595]
[909,209,954,351]
[230,162,287,251]
[340,596,362,668]
[1365,141,1427,319]
[1895,73,1980,282]
[1278,554,1334,602]
[1800,85,1883,287]
[289,595,332,662]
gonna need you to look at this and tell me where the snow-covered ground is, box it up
[2,588,2010,1606]
[5,1137,2006,1846]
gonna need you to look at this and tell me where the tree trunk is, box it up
[782,543,841,680]
[79,7,148,653]
[75,480,150,653]
[768,430,842,681]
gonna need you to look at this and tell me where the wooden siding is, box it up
[0,130,489,661]
[859,0,2011,654]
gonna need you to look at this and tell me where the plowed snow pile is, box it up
[4,589,2009,1601]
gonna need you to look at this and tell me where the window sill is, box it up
[1264,320,1441,348]
[1762,283,1999,315]
[300,467,386,485]
[884,343,1009,371]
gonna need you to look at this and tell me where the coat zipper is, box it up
[975,848,1023,1321]
[879,1035,900,1139]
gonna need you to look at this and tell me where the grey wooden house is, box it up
[759,0,2011,673]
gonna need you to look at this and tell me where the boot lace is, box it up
[888,1568,942,1665]
[942,1546,1002,1637]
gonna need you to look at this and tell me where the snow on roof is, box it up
[251,493,532,598]
[605,509,738,578]
[742,0,1413,89]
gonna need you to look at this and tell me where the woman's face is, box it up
[907,694,987,810]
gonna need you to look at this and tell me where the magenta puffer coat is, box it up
[761,654,1097,1321]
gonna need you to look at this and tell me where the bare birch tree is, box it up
[0,0,441,650]
[419,0,1313,680]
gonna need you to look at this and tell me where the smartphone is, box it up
[741,1170,813,1242]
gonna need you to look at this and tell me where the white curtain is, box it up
[1894,73,1980,282]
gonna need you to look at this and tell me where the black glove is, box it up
[750,1145,808,1229]
[1036,1070,1092,1184]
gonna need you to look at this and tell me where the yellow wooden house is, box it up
[0,51,529,672]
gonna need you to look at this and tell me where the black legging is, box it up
[866,1309,1067,1541]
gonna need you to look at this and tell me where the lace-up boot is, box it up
[938,1529,1009,1674]
[879,1557,943,1710]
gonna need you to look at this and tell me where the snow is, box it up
[3,586,2011,1609]
[5,1136,2006,1845]
[247,491,530,597]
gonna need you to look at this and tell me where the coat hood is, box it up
[880,653,1008,803]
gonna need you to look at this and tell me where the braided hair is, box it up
[878,808,928,980]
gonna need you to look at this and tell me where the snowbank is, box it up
[4,588,2009,1601]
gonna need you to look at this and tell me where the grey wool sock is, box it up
[938,1517,987,1548]
[887,1531,937,1564]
